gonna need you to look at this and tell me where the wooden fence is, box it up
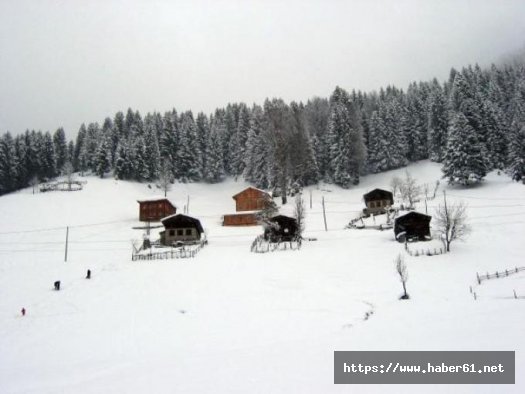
[476,266,525,284]
[40,181,84,192]
[405,242,445,257]
[132,241,205,261]
[250,235,302,253]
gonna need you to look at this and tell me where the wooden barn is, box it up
[233,187,271,211]
[363,188,394,215]
[137,197,177,222]
[160,214,203,245]
[394,211,431,242]
[264,215,298,242]
[223,187,272,226]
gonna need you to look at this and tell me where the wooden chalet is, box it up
[264,215,298,242]
[137,197,177,222]
[223,187,272,226]
[363,188,394,215]
[160,214,203,245]
[394,211,431,242]
[233,187,271,211]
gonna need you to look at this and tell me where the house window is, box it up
[369,201,375,208]
[185,229,192,236]
[169,230,175,236]
[177,229,183,236]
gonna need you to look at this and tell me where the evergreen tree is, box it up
[304,98,330,180]
[0,132,18,194]
[327,86,366,187]
[95,133,112,178]
[14,135,28,188]
[204,115,225,183]
[427,80,448,162]
[442,112,487,186]
[159,110,178,176]
[143,116,161,180]
[231,104,250,177]
[74,124,87,173]
[114,141,133,180]
[53,128,68,171]
[195,112,210,178]
[483,100,508,170]
[507,121,525,182]
[178,111,202,181]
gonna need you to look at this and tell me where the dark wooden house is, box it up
[363,188,394,215]
[223,187,272,226]
[137,197,177,222]
[160,214,203,245]
[394,211,431,242]
[264,215,298,242]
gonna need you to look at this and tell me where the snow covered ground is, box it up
[0,161,524,393]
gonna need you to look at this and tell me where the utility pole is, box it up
[322,196,327,231]
[64,226,69,262]
[309,190,312,209]
[187,195,190,214]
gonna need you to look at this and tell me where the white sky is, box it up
[1,0,524,138]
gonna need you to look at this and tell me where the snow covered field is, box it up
[0,161,524,393]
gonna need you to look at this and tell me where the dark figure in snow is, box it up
[54,281,60,291]
[21,308,26,316]
[86,269,91,279]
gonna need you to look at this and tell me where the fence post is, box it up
[476,272,481,285]
[514,290,517,299]
[473,292,477,300]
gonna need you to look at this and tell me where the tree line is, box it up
[1,60,524,197]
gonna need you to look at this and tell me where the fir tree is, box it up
[442,112,487,186]
[40,132,57,180]
[95,133,112,178]
[427,80,448,162]
[143,117,161,180]
[114,141,133,180]
[231,104,250,177]
[327,86,366,187]
[178,111,202,181]
[53,128,68,171]
[508,120,525,182]
[195,112,210,178]
[0,132,18,194]
[204,115,225,183]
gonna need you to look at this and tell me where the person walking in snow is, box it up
[86,269,91,279]
[21,308,25,316]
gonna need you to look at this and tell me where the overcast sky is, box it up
[1,0,524,138]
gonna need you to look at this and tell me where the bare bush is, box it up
[434,197,470,252]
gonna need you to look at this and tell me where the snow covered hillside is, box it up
[0,161,524,394]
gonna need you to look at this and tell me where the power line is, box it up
[0,219,135,236]
[445,193,525,201]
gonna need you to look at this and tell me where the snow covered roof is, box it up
[161,213,204,233]
[363,188,393,202]
[137,196,177,207]
[232,186,271,199]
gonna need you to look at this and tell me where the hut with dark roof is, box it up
[394,211,431,242]
[263,215,298,242]
[363,188,394,215]
[160,214,204,245]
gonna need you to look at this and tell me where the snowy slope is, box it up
[0,161,524,394]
